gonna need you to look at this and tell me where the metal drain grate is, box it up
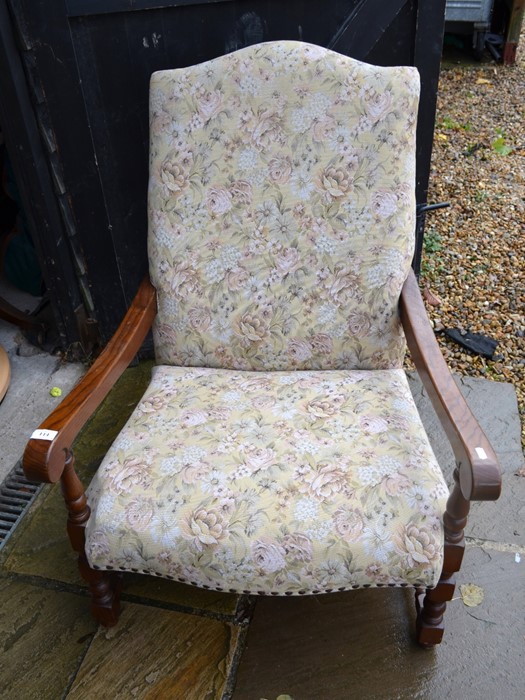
[0,462,42,551]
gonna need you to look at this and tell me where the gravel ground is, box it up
[421,40,525,452]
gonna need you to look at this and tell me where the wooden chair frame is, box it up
[22,270,501,646]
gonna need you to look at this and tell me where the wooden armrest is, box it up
[23,277,157,484]
[400,269,501,502]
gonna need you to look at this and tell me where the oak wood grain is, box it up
[400,269,501,501]
[22,277,157,484]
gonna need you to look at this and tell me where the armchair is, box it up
[23,41,500,647]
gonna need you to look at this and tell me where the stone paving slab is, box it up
[233,545,525,700]
[2,485,77,580]
[408,374,525,546]
[66,602,243,700]
[0,577,96,700]
[0,576,244,700]
[468,468,525,544]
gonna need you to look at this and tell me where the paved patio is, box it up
[0,358,524,699]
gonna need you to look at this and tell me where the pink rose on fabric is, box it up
[305,395,343,419]
[207,406,230,422]
[170,260,200,299]
[188,306,211,331]
[251,109,283,149]
[364,89,393,123]
[180,462,209,486]
[312,116,335,142]
[282,533,312,562]
[245,447,277,472]
[365,564,390,584]
[239,377,272,393]
[206,186,233,215]
[155,323,178,348]
[87,530,110,560]
[139,394,169,414]
[302,44,327,60]
[233,312,268,346]
[109,457,151,495]
[310,333,333,356]
[181,507,229,552]
[268,156,292,184]
[251,538,286,573]
[333,506,364,543]
[160,158,189,195]
[360,415,389,434]
[125,498,154,531]
[226,266,249,292]
[151,109,172,137]
[327,266,361,306]
[196,89,223,120]
[319,165,353,200]
[371,190,398,218]
[275,247,300,275]
[180,409,208,427]
[302,463,348,502]
[251,394,276,409]
[384,472,412,498]
[394,523,440,567]
[347,311,372,337]
[288,338,313,363]
[396,182,413,205]
[230,180,253,205]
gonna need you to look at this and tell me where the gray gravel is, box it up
[421,38,525,452]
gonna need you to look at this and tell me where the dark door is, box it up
[1,0,446,346]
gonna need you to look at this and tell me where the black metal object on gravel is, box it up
[444,329,498,359]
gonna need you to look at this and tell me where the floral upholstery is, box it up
[148,41,420,371]
[85,365,448,593]
[85,42,448,596]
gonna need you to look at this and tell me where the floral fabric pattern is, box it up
[86,366,448,593]
[85,43,446,597]
[148,41,420,371]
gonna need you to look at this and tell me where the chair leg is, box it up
[416,468,470,647]
[60,451,121,626]
[78,553,122,627]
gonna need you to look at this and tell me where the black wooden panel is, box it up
[7,0,130,341]
[0,0,82,344]
[329,0,409,57]
[365,1,416,66]
[66,0,234,16]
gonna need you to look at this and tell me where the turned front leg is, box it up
[60,450,121,626]
[416,468,470,647]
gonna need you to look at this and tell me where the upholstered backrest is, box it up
[148,41,419,371]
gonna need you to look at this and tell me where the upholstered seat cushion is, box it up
[85,365,448,594]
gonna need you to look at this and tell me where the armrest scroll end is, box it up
[23,438,68,484]
[459,456,502,502]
